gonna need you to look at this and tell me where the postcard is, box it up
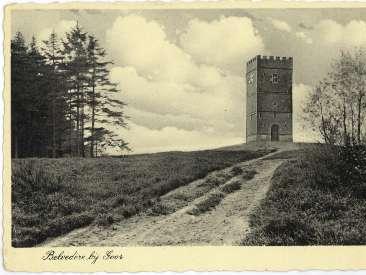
[4,1,366,271]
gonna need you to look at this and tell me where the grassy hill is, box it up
[12,148,269,247]
[242,144,366,245]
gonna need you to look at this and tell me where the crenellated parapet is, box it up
[247,55,293,71]
[246,55,260,72]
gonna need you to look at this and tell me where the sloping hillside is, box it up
[42,150,283,246]
[12,149,269,247]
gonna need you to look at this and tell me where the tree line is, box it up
[304,48,366,146]
[11,23,129,158]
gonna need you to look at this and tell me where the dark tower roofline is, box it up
[246,55,293,65]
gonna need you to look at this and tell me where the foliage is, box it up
[242,145,366,245]
[219,180,242,194]
[11,25,128,158]
[187,191,225,216]
[231,166,243,176]
[303,49,366,146]
[12,149,266,247]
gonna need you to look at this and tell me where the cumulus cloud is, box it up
[104,14,260,153]
[115,122,242,154]
[110,66,244,135]
[311,19,366,48]
[295,31,313,44]
[271,19,292,33]
[106,15,195,83]
[179,16,265,71]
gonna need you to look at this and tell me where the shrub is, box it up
[12,212,94,247]
[205,172,231,187]
[95,213,115,226]
[171,193,189,201]
[120,205,138,218]
[231,166,243,176]
[187,191,224,216]
[242,169,257,180]
[148,201,173,216]
[12,160,63,203]
[220,180,241,193]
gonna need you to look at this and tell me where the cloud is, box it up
[104,15,260,153]
[295,31,313,44]
[271,19,292,33]
[106,15,197,83]
[110,66,244,135]
[116,122,243,154]
[179,16,265,71]
[105,14,323,153]
[38,20,76,43]
[311,19,366,48]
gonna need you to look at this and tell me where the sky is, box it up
[11,8,366,154]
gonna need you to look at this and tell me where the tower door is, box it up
[271,124,279,141]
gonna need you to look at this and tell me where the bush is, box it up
[231,166,243,176]
[12,212,94,247]
[12,160,63,203]
[220,180,242,193]
[95,213,115,226]
[120,205,138,218]
[187,191,224,216]
[148,201,174,216]
[242,169,257,180]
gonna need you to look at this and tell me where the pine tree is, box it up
[86,35,129,157]
[11,32,28,158]
[11,33,55,157]
[42,31,68,157]
[61,23,89,157]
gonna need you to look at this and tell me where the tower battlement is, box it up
[247,55,293,72]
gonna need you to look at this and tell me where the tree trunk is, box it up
[95,141,98,157]
[81,88,85,158]
[51,57,57,158]
[351,103,355,145]
[76,81,80,157]
[343,98,348,145]
[68,91,73,157]
[52,97,56,158]
[90,72,96,158]
[357,94,363,144]
[320,103,329,144]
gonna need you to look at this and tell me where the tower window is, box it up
[274,112,277,118]
[270,73,280,84]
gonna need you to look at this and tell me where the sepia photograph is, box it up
[5,2,366,269]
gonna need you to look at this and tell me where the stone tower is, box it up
[246,55,293,143]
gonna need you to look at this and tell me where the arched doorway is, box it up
[271,124,279,141]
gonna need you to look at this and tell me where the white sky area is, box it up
[11,9,366,154]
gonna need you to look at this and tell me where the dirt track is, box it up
[42,155,283,246]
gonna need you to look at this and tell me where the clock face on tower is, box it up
[248,73,254,85]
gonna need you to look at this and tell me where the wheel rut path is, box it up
[42,154,283,246]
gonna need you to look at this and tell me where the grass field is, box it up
[12,149,268,247]
[242,145,366,245]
